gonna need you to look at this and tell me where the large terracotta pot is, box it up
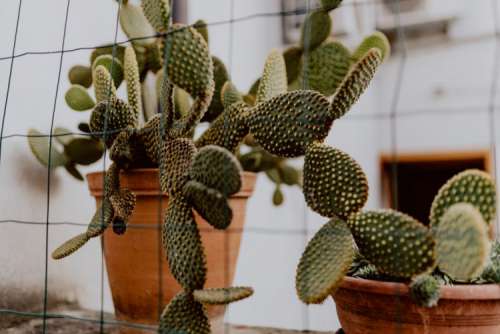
[87,169,256,332]
[334,277,500,334]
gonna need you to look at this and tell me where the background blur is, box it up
[1,0,499,331]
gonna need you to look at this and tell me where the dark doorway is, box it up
[380,151,491,225]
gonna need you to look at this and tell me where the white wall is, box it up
[1,0,499,332]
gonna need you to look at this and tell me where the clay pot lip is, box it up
[86,168,257,198]
[339,276,500,300]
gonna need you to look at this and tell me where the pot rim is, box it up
[340,276,500,300]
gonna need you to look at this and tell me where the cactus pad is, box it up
[93,65,116,103]
[221,81,243,108]
[256,49,287,104]
[92,55,124,88]
[163,197,207,290]
[110,189,136,221]
[331,49,382,120]
[283,46,303,84]
[189,145,242,196]
[303,143,368,219]
[352,31,391,63]
[86,199,114,238]
[299,41,350,96]
[183,181,233,230]
[300,10,332,51]
[247,90,333,157]
[65,138,104,165]
[193,287,254,305]
[203,56,230,122]
[348,210,436,278]
[159,292,210,334]
[119,3,156,46]
[90,98,137,147]
[27,129,68,168]
[68,65,92,88]
[65,85,95,111]
[141,0,170,33]
[159,138,196,195]
[430,169,497,227]
[409,274,441,308]
[296,218,355,304]
[124,46,142,119]
[434,203,491,281]
[52,233,90,260]
[320,0,343,10]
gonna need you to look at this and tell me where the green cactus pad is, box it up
[409,274,441,308]
[159,138,196,196]
[183,180,233,230]
[189,145,242,196]
[124,46,142,119]
[141,0,170,33]
[64,163,84,181]
[221,81,243,109]
[434,203,491,281]
[53,127,73,146]
[202,56,230,122]
[165,24,213,98]
[90,45,125,68]
[272,185,284,206]
[195,102,250,153]
[68,65,92,88]
[247,90,333,157]
[109,130,140,167]
[64,138,104,165]
[159,292,210,334]
[138,114,165,163]
[193,287,254,305]
[283,46,303,84]
[110,189,136,221]
[296,218,355,304]
[194,19,209,44]
[303,143,368,219]
[51,233,90,260]
[93,65,117,103]
[331,49,382,120]
[174,86,192,119]
[300,10,332,51]
[27,129,68,168]
[320,0,343,10]
[256,49,287,104]
[163,197,207,290]
[65,85,95,111]
[299,41,350,96]
[92,55,124,88]
[430,169,497,227]
[90,98,137,147]
[348,210,436,278]
[352,31,391,63]
[119,3,156,46]
[86,198,114,238]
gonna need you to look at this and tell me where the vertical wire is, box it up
[99,1,123,332]
[0,0,23,163]
[489,0,500,237]
[42,1,72,332]
[300,0,312,330]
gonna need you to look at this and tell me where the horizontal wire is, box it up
[0,309,157,332]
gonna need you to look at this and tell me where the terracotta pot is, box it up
[334,276,500,334]
[87,169,256,332]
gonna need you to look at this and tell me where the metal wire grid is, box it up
[0,0,499,333]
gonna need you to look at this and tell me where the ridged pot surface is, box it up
[334,276,500,334]
[87,169,256,333]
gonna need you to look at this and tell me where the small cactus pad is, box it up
[300,10,332,51]
[65,138,104,165]
[138,114,165,163]
[119,3,156,46]
[65,85,95,111]
[221,81,243,108]
[165,24,213,98]
[92,55,124,88]
[430,169,497,227]
[303,143,368,219]
[183,181,233,230]
[163,197,207,290]
[159,292,210,334]
[193,287,254,305]
[68,65,92,88]
[27,129,68,168]
[159,138,196,195]
[331,49,382,120]
[202,56,230,122]
[86,199,114,238]
[52,233,90,260]
[124,46,142,119]
[189,145,242,196]
[256,49,287,104]
[283,46,303,84]
[320,0,343,10]
[247,90,333,157]
[110,189,136,221]
[348,210,436,278]
[352,31,391,63]
[90,98,137,147]
[296,218,355,304]
[195,102,250,153]
[409,274,441,308]
[299,41,350,96]
[434,203,491,281]
[93,65,117,103]
[194,19,209,44]
[141,0,170,33]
